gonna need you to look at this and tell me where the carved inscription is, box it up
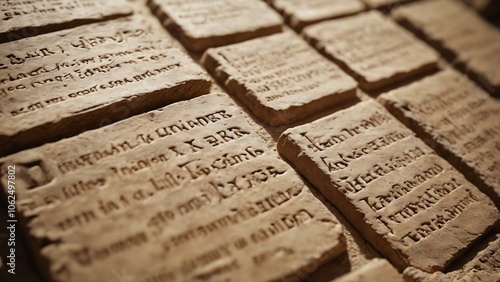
[458,235,500,281]
[266,0,364,30]
[203,31,357,126]
[403,234,500,282]
[278,100,499,272]
[1,93,345,281]
[379,70,500,207]
[393,0,500,95]
[303,11,439,91]
[0,16,211,156]
[149,0,283,51]
[0,0,133,43]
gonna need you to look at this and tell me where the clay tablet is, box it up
[379,70,500,207]
[266,0,365,30]
[0,93,345,282]
[278,100,499,272]
[0,0,132,43]
[203,32,358,126]
[302,11,439,91]
[393,0,500,96]
[149,0,283,52]
[404,233,500,282]
[336,259,404,282]
[0,16,211,156]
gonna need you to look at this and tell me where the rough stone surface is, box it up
[393,0,500,96]
[0,0,133,43]
[302,11,439,91]
[0,93,346,282]
[278,100,499,272]
[379,69,500,207]
[404,231,500,282]
[266,0,365,30]
[336,259,404,282]
[0,16,211,157]
[148,0,283,52]
[1,0,500,281]
[203,31,358,126]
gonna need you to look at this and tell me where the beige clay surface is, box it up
[278,100,499,272]
[203,31,357,126]
[149,0,283,52]
[0,16,211,156]
[1,93,346,282]
[0,0,133,43]
[393,0,500,95]
[303,11,439,91]
[379,69,500,207]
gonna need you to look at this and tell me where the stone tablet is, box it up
[393,0,500,96]
[0,93,346,282]
[0,0,133,43]
[203,32,358,126]
[404,233,500,282]
[0,16,211,157]
[148,0,283,52]
[266,0,365,30]
[336,259,404,282]
[379,70,500,207]
[278,100,499,272]
[302,11,439,91]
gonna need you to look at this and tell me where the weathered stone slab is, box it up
[393,0,500,96]
[0,16,211,157]
[379,69,500,207]
[302,11,439,91]
[0,0,133,43]
[148,0,283,52]
[203,31,357,126]
[404,232,500,282]
[336,259,404,282]
[0,93,346,282]
[266,0,365,30]
[278,100,499,272]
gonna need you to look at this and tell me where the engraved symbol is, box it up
[109,267,135,282]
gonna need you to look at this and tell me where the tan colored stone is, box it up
[302,11,439,91]
[278,100,499,272]
[335,259,404,282]
[203,31,357,126]
[0,0,133,43]
[266,0,365,30]
[148,0,283,52]
[379,69,500,207]
[0,93,345,282]
[0,16,211,157]
[393,0,500,96]
[404,232,500,282]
